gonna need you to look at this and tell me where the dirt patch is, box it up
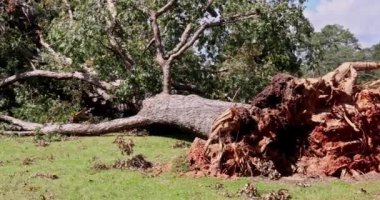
[171,154,190,173]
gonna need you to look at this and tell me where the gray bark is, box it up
[0,70,113,90]
[1,94,249,136]
[162,65,171,94]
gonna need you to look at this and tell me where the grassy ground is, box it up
[0,134,380,200]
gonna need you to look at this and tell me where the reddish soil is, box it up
[188,72,380,179]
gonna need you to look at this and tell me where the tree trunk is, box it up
[1,94,249,136]
[162,65,171,94]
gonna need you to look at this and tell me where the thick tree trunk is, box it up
[1,94,249,136]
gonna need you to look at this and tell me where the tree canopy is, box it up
[0,0,379,124]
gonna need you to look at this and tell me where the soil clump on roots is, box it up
[188,62,380,179]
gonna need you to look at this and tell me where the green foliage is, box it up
[33,132,66,143]
[8,79,82,123]
[307,24,380,81]
[1,0,319,121]
[196,0,315,101]
[308,24,363,75]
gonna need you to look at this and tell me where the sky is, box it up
[304,0,380,48]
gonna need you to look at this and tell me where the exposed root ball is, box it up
[189,63,380,178]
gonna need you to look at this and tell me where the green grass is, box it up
[0,135,380,200]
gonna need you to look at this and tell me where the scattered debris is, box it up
[39,193,55,200]
[207,182,291,200]
[33,173,59,180]
[22,157,34,165]
[113,136,134,156]
[91,161,110,170]
[237,183,259,198]
[209,183,224,190]
[90,138,153,172]
[172,141,190,148]
[35,140,50,147]
[359,188,368,194]
[261,189,290,200]
[295,182,311,188]
[112,154,152,170]
[127,129,150,136]
[33,132,67,147]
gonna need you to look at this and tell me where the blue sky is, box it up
[305,0,319,10]
[304,0,380,48]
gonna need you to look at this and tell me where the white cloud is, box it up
[305,0,380,47]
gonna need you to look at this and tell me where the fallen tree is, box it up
[1,94,248,136]
[2,0,379,180]
[1,62,380,179]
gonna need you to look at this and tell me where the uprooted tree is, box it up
[1,0,313,133]
[189,62,380,178]
[1,1,380,178]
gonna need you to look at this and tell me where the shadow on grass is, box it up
[145,123,206,142]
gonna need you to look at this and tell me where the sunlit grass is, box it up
[0,135,379,200]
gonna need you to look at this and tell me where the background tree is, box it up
[308,24,363,76]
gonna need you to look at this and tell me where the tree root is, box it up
[189,62,380,178]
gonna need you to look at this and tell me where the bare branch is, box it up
[62,0,74,26]
[167,24,192,56]
[156,0,177,17]
[365,79,380,87]
[168,24,208,61]
[37,31,73,66]
[0,131,35,136]
[0,115,43,131]
[202,0,218,17]
[150,12,166,65]
[0,70,114,90]
[168,11,260,61]
[0,114,150,136]
[150,0,178,65]
[105,0,135,71]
